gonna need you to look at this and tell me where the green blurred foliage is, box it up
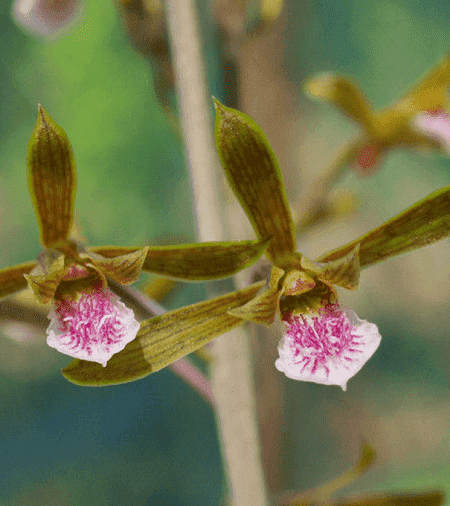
[1,0,196,267]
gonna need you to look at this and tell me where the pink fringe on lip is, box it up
[276,304,381,391]
[46,287,140,367]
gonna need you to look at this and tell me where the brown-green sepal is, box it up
[213,98,296,262]
[23,250,66,304]
[27,105,77,247]
[301,244,360,289]
[87,246,149,285]
[317,185,450,268]
[0,261,38,299]
[396,51,450,114]
[228,266,284,326]
[61,281,265,386]
[306,74,377,136]
[87,238,270,281]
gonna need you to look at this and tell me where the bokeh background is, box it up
[0,0,449,504]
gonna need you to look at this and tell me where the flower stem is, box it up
[294,137,362,230]
[164,0,269,504]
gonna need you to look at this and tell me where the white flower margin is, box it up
[275,305,382,391]
[47,287,140,367]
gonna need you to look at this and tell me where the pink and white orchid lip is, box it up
[275,304,381,391]
[46,286,140,367]
[413,109,450,154]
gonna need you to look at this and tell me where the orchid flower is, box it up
[306,52,450,175]
[0,105,270,370]
[63,96,450,388]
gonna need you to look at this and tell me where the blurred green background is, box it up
[0,0,449,504]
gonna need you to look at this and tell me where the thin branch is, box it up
[294,138,362,231]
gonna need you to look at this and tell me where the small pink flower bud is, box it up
[354,142,383,176]
[275,304,381,391]
[13,0,83,38]
[46,286,140,367]
[413,109,450,154]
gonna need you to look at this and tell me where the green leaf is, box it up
[316,185,450,268]
[87,238,270,281]
[61,281,265,386]
[27,105,77,247]
[229,266,285,325]
[0,261,37,299]
[213,98,296,263]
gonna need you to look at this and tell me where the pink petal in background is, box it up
[13,0,83,37]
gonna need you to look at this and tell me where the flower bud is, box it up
[13,0,83,38]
